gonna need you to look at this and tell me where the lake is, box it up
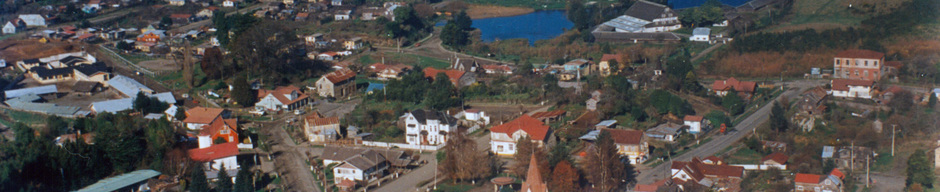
[668,0,752,9]
[440,10,574,45]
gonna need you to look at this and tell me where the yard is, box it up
[358,52,451,69]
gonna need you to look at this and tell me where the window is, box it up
[836,60,840,65]
[865,61,868,66]
[221,129,230,134]
[797,186,803,191]
[497,145,503,152]
[864,71,868,77]
[874,61,878,66]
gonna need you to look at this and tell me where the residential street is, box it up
[259,113,321,192]
[635,80,821,184]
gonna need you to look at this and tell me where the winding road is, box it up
[374,28,512,66]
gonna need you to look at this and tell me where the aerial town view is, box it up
[0,0,938,191]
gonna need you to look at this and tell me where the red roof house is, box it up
[761,152,789,166]
[188,141,239,162]
[256,85,310,111]
[423,67,467,87]
[712,77,757,96]
[490,115,551,155]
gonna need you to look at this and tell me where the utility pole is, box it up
[866,155,870,188]
[851,141,855,171]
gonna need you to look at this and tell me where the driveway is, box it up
[259,113,321,192]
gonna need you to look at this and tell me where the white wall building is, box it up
[689,27,710,42]
[490,115,551,156]
[830,79,874,99]
[401,109,458,146]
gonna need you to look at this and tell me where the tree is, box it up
[190,164,209,192]
[116,41,133,51]
[230,75,255,107]
[215,164,233,192]
[928,93,937,107]
[906,149,934,188]
[453,10,472,31]
[201,47,225,80]
[439,132,494,183]
[423,73,461,110]
[769,101,788,132]
[722,91,745,115]
[889,90,914,113]
[512,136,548,179]
[175,106,187,121]
[549,160,580,191]
[234,167,252,192]
[583,131,635,191]
[441,22,469,47]
[159,16,173,29]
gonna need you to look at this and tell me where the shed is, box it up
[72,81,103,94]
[5,85,58,99]
[75,169,161,192]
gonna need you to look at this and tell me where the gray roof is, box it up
[108,75,153,97]
[601,15,650,32]
[6,94,85,117]
[144,113,164,120]
[75,169,160,192]
[150,92,176,104]
[90,98,134,113]
[321,146,412,167]
[624,0,675,22]
[646,122,685,136]
[409,109,458,126]
[5,85,57,98]
[579,130,601,141]
[692,27,711,36]
[18,14,45,26]
[596,120,617,127]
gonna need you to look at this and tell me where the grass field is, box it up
[724,147,763,164]
[769,0,909,32]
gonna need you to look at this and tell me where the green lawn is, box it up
[359,52,451,69]
[724,147,763,164]
[2,109,48,127]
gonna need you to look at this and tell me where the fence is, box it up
[95,45,155,76]
[361,141,442,151]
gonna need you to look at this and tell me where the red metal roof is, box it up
[604,128,643,145]
[305,113,339,127]
[423,68,465,86]
[530,110,566,119]
[188,142,239,162]
[835,49,884,60]
[794,173,822,184]
[490,115,550,141]
[712,77,757,93]
[257,85,309,105]
[198,117,238,136]
[683,115,704,122]
[183,107,225,124]
[830,168,844,179]
[170,14,192,19]
[760,152,788,165]
[323,68,356,84]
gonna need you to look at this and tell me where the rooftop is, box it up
[490,115,550,141]
[835,49,884,60]
[75,169,161,192]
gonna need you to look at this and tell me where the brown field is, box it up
[0,39,81,62]
[465,4,534,19]
[139,59,180,72]
[702,50,833,77]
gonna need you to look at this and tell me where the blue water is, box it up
[438,10,573,45]
[668,0,752,9]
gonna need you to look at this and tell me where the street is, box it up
[635,80,821,184]
[258,113,321,192]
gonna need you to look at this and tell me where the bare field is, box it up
[465,5,534,19]
[139,59,180,72]
[0,39,81,61]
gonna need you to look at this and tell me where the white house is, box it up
[456,109,490,125]
[169,0,185,6]
[188,142,240,171]
[319,146,411,185]
[318,52,339,61]
[646,122,684,142]
[331,0,342,6]
[683,115,705,134]
[223,0,235,7]
[334,10,351,21]
[830,79,874,99]
[490,115,551,156]
[3,21,21,34]
[255,85,309,111]
[401,109,458,146]
[689,27,710,42]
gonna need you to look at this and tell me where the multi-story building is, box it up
[833,49,884,81]
[401,109,458,145]
[490,115,551,156]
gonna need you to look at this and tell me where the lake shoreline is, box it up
[466,5,538,19]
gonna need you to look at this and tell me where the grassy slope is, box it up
[769,0,909,32]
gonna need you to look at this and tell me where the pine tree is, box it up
[234,167,253,192]
[215,164,233,192]
[231,75,255,107]
[583,131,635,191]
[174,106,187,121]
[189,164,209,192]
[769,101,788,132]
[549,160,580,191]
[906,149,934,188]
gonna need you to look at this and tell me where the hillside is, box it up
[768,0,910,32]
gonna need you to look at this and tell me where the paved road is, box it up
[373,153,438,191]
[374,28,511,66]
[636,80,821,184]
[259,113,321,192]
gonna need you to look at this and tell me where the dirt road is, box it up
[259,113,321,192]
[374,28,512,66]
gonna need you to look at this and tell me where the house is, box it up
[595,0,680,34]
[317,51,339,61]
[761,152,788,166]
[304,112,340,143]
[223,0,236,7]
[321,146,414,185]
[197,7,219,18]
[75,170,161,192]
[833,49,884,81]
[169,0,185,6]
[520,154,548,192]
[482,64,513,75]
[188,142,240,171]
[55,132,96,146]
[580,128,648,164]
[529,110,566,124]
[451,58,480,73]
[18,14,46,27]
[683,115,705,134]
[183,107,230,131]
[423,67,475,87]
[295,12,309,21]
[84,0,101,11]
[334,9,352,20]
[646,122,685,142]
[170,14,193,24]
[196,116,238,148]
[795,87,828,115]
[455,109,490,126]
[598,54,625,77]
[256,85,310,111]
[689,27,710,42]
[331,0,342,6]
[794,169,844,192]
[401,109,458,145]
[586,90,602,111]
[3,19,25,34]
[490,115,551,156]
[563,59,593,75]
[18,52,112,84]
[344,37,362,50]
[136,30,165,43]
[316,68,357,98]
[711,77,757,97]
[305,33,324,45]
[376,64,412,80]
[670,157,745,191]
[830,79,875,99]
